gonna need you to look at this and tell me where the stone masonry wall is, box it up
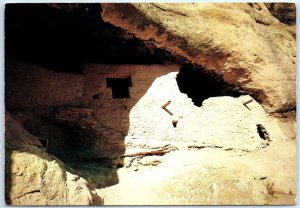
[6,58,179,160]
[5,57,84,109]
[83,64,179,134]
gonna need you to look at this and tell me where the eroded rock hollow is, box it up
[5,3,296,205]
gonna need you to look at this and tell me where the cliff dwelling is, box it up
[4,3,296,206]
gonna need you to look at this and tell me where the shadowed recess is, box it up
[176,63,241,107]
[5,3,179,74]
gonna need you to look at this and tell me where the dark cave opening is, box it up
[176,63,241,107]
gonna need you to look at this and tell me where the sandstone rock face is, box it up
[5,113,102,205]
[101,3,296,113]
[264,3,296,38]
[265,3,296,25]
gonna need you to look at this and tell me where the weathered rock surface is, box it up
[5,113,102,205]
[101,3,296,113]
[98,141,296,205]
[264,3,296,38]
[265,3,296,25]
[125,72,285,156]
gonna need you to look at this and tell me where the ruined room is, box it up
[4,3,296,205]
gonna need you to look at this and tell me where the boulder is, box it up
[5,113,102,205]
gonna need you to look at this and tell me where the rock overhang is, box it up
[100,3,296,113]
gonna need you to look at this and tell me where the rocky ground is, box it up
[97,140,296,205]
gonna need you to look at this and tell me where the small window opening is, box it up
[106,77,132,99]
[92,94,100,100]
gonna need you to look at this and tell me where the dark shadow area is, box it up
[22,117,93,159]
[65,162,119,189]
[5,3,178,74]
[7,110,125,190]
[92,94,100,100]
[176,63,242,107]
[264,3,296,25]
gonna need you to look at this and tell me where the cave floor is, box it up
[95,139,296,205]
